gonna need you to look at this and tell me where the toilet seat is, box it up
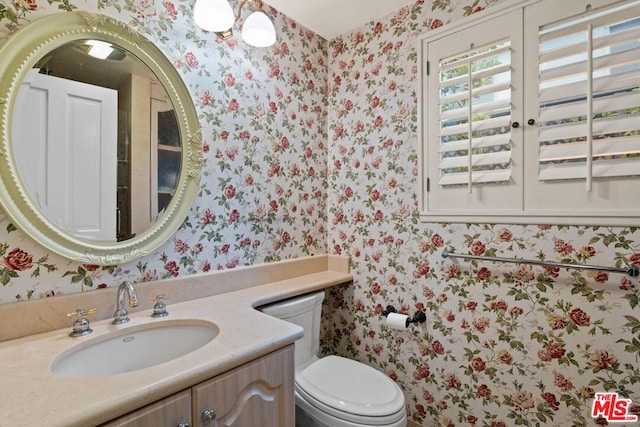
[295,355,406,425]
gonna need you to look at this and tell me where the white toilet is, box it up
[259,291,407,427]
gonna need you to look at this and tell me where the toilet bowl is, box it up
[259,291,407,427]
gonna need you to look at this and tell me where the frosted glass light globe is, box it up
[193,0,235,32]
[241,11,276,47]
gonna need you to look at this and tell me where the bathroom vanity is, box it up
[0,256,351,427]
[102,345,294,427]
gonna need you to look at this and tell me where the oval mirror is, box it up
[0,12,202,265]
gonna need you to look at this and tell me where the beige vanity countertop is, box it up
[0,268,352,427]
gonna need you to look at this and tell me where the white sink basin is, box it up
[50,320,218,378]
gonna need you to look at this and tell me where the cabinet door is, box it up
[192,345,295,427]
[100,389,191,427]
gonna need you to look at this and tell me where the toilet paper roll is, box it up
[386,312,409,330]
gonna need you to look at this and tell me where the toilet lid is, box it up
[296,356,405,418]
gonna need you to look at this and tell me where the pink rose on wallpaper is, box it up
[413,366,431,380]
[514,265,535,282]
[497,349,513,365]
[229,209,240,223]
[545,266,560,278]
[579,245,596,258]
[3,248,33,271]
[476,267,491,281]
[267,64,280,78]
[568,307,590,326]
[471,357,486,372]
[331,41,344,58]
[476,384,492,398]
[472,317,490,333]
[498,228,513,242]
[200,209,213,225]
[224,73,235,87]
[200,90,212,106]
[174,240,189,254]
[431,233,444,247]
[224,184,236,199]
[547,314,567,330]
[430,19,443,30]
[589,350,618,370]
[553,238,574,256]
[184,52,198,68]
[163,1,177,19]
[344,186,354,198]
[490,300,507,312]
[445,265,459,279]
[593,271,609,283]
[514,390,535,411]
[413,263,430,278]
[554,371,574,391]
[228,98,239,111]
[471,241,486,255]
[444,373,459,389]
[542,392,560,411]
[164,261,179,277]
[545,342,566,359]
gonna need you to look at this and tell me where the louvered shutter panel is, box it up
[438,41,513,188]
[537,1,640,184]
[423,10,523,216]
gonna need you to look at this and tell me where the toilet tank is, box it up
[258,291,325,371]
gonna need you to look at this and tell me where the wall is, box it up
[0,0,328,302]
[1,0,640,426]
[321,1,640,426]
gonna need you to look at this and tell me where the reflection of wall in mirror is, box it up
[14,69,118,241]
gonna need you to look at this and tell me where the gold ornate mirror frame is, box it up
[0,12,202,265]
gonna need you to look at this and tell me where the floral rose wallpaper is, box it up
[320,1,640,426]
[0,0,328,302]
[1,0,640,426]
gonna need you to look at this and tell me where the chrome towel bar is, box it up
[442,251,640,278]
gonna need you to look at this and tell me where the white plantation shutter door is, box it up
[425,10,523,215]
[525,0,640,216]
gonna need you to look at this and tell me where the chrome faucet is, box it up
[112,281,139,324]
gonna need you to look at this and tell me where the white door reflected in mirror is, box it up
[15,69,118,241]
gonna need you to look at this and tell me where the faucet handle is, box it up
[66,308,97,337]
[149,294,170,318]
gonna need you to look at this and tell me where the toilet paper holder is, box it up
[382,305,426,327]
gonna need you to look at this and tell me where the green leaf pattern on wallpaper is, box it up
[1,0,640,425]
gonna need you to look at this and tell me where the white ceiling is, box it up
[264,0,415,40]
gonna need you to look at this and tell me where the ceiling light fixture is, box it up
[85,40,114,59]
[193,0,276,47]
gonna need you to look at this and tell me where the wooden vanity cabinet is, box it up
[100,390,191,427]
[100,345,294,427]
[192,345,294,427]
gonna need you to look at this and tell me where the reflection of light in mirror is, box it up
[86,40,114,59]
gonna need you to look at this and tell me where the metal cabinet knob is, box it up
[527,118,536,125]
[177,423,191,427]
[202,408,217,424]
[511,121,520,128]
